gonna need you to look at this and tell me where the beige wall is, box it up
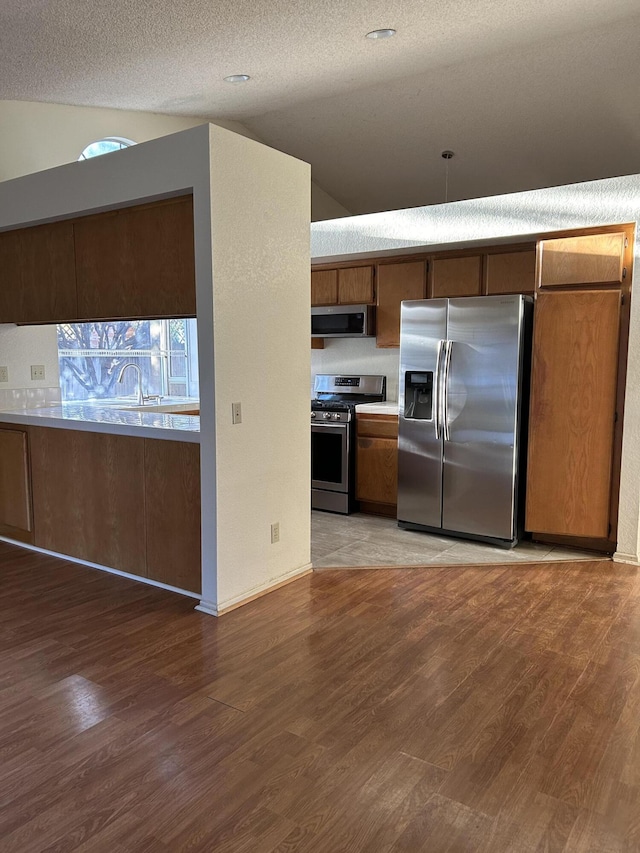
[207,125,311,609]
[0,100,345,219]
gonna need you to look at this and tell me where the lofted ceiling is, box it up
[1,0,640,214]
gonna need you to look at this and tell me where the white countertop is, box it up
[355,401,399,416]
[0,403,200,443]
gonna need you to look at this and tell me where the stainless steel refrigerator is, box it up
[397,294,533,547]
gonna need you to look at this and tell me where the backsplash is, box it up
[311,338,400,400]
[0,386,61,410]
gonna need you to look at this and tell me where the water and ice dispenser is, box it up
[403,371,434,419]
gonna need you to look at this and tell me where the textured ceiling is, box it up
[1,0,640,213]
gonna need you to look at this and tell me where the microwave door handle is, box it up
[443,340,453,442]
[434,340,444,438]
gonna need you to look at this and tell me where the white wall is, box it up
[207,125,311,611]
[0,324,59,390]
[311,339,400,401]
[311,175,640,564]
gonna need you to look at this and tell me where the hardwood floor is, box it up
[1,540,640,852]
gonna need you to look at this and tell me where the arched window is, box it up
[78,137,136,160]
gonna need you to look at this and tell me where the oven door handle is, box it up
[311,422,349,429]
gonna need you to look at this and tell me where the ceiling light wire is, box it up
[441,150,455,203]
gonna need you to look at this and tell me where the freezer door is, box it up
[397,299,447,528]
[442,296,525,540]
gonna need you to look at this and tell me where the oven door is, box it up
[311,422,349,493]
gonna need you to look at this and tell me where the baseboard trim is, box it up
[0,535,201,601]
[200,563,313,617]
[613,551,639,565]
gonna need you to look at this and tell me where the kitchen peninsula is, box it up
[0,124,312,615]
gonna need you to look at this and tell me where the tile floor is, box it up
[311,510,606,569]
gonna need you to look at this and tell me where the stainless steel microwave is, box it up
[311,304,376,338]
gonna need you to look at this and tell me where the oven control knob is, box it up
[333,413,341,421]
[310,411,316,419]
[323,411,332,420]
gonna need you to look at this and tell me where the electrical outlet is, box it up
[270,522,280,544]
[0,366,8,383]
[31,364,45,381]
[232,402,242,424]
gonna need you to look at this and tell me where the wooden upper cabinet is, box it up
[486,250,535,295]
[311,269,338,305]
[376,261,426,348]
[338,266,374,304]
[0,221,77,323]
[432,256,482,298]
[525,289,621,539]
[74,196,196,320]
[0,426,32,542]
[537,232,626,288]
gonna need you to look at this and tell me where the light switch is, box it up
[232,402,242,424]
[31,365,45,381]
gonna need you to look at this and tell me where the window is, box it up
[56,319,199,403]
[78,137,136,161]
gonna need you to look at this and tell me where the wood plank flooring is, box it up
[1,540,640,851]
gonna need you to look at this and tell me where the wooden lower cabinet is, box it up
[28,427,201,593]
[356,414,398,515]
[525,289,621,541]
[145,439,201,594]
[30,428,147,575]
[0,425,33,543]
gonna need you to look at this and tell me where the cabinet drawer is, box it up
[356,414,398,439]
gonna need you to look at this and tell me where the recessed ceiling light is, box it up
[366,28,396,40]
[224,74,251,83]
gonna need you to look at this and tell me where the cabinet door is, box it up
[356,437,398,505]
[0,426,32,542]
[30,428,147,575]
[432,256,482,298]
[74,196,196,320]
[145,439,201,594]
[338,266,374,304]
[526,290,620,538]
[311,269,338,305]
[376,261,426,348]
[538,232,626,288]
[486,250,535,295]
[0,221,77,323]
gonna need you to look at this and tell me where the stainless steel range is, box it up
[311,374,386,514]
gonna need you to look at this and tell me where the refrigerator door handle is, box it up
[443,340,453,442]
[434,339,444,438]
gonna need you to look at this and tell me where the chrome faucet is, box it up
[117,363,144,405]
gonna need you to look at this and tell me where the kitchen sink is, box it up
[121,402,200,414]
